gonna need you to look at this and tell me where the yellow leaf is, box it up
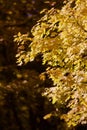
[43,113,52,120]
[52,96,57,104]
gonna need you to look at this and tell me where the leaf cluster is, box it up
[15,0,87,128]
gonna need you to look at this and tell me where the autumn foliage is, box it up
[15,0,87,128]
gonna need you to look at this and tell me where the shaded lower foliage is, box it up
[0,68,86,130]
[0,68,60,130]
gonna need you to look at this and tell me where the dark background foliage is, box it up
[0,0,62,130]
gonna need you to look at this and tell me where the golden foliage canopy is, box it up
[14,0,87,128]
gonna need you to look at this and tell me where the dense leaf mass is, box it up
[15,0,87,128]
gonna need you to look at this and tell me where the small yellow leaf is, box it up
[52,96,57,104]
[43,113,52,120]
[18,32,21,36]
